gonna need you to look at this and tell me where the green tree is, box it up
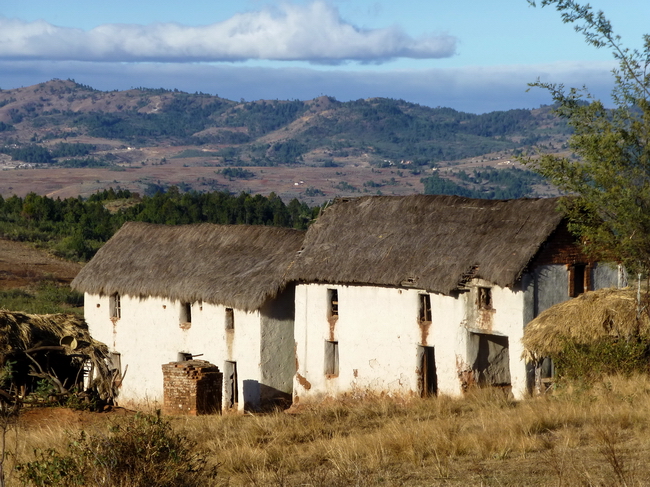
[524,0,650,275]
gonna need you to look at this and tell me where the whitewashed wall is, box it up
[84,293,262,411]
[293,281,533,403]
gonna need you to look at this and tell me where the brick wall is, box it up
[531,221,592,267]
[162,360,222,415]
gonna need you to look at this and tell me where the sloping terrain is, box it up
[0,238,81,290]
[0,79,565,201]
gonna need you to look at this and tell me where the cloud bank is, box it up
[0,2,456,64]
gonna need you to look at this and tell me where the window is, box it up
[328,289,339,318]
[569,264,587,297]
[324,340,339,376]
[109,293,121,319]
[109,352,122,386]
[419,294,432,322]
[109,352,121,373]
[225,308,234,330]
[180,302,192,324]
[478,287,492,310]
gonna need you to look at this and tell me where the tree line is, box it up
[0,188,318,261]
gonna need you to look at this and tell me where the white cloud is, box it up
[0,2,456,63]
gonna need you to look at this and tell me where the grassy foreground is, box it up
[8,375,650,486]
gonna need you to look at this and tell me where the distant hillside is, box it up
[0,79,569,165]
[0,79,566,201]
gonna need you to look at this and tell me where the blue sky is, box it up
[1,0,648,113]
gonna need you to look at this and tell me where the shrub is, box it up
[17,412,216,487]
[554,338,650,382]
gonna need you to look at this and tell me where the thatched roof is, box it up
[72,222,305,311]
[522,287,650,360]
[290,195,564,293]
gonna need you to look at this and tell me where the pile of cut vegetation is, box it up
[0,310,116,407]
[523,287,650,380]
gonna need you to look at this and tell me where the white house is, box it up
[288,195,622,402]
[72,222,304,411]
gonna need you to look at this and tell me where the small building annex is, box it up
[72,221,304,411]
[288,195,623,402]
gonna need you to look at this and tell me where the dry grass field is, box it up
[5,375,650,486]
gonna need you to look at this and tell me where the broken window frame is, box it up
[109,293,121,319]
[477,287,492,310]
[324,340,339,377]
[419,293,432,322]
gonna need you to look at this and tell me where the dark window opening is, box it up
[225,308,234,330]
[324,340,339,376]
[110,293,121,319]
[419,294,432,322]
[478,287,492,310]
[180,302,192,323]
[224,361,238,409]
[328,289,339,318]
[418,345,437,397]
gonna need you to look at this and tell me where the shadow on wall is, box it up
[243,379,292,412]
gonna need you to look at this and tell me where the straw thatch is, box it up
[290,195,564,293]
[0,310,115,402]
[522,287,650,360]
[72,222,305,311]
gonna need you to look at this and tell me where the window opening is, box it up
[478,287,492,310]
[324,340,339,376]
[109,352,122,385]
[180,302,192,323]
[328,289,339,318]
[109,293,121,319]
[225,308,234,330]
[419,294,432,322]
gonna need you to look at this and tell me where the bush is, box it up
[554,338,650,382]
[17,413,216,487]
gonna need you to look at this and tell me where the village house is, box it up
[288,195,623,402]
[72,222,304,411]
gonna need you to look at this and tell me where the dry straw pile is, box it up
[523,287,650,360]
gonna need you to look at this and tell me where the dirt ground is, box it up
[0,238,82,290]
[17,405,135,429]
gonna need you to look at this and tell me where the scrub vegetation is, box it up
[6,376,650,486]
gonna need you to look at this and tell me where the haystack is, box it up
[0,310,116,403]
[522,287,650,361]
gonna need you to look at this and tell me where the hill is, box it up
[0,79,566,202]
